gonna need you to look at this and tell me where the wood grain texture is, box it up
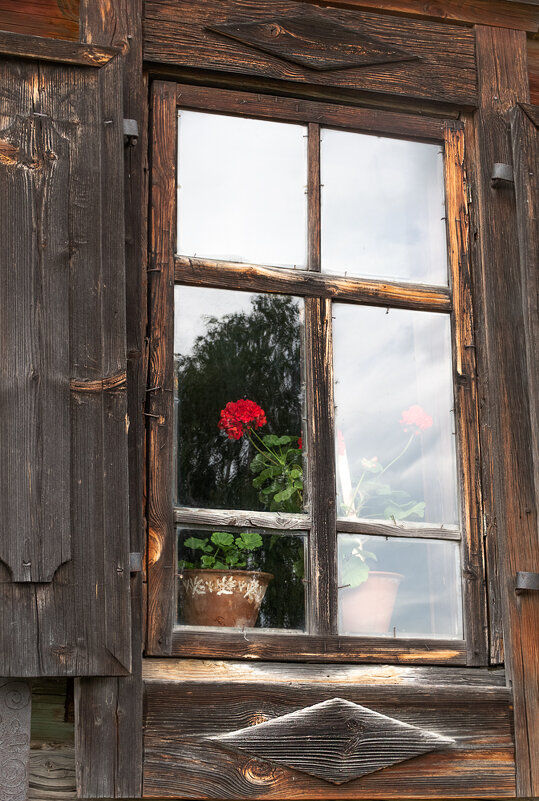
[174,507,310,531]
[511,104,539,552]
[175,83,447,141]
[300,0,539,34]
[0,30,117,65]
[143,668,515,798]
[212,697,455,784]
[170,629,466,664]
[0,61,70,583]
[147,81,177,655]
[0,0,79,40]
[0,58,130,677]
[473,24,539,798]
[305,298,337,634]
[76,3,145,796]
[0,680,31,801]
[144,0,478,106]
[175,257,452,312]
[142,658,508,686]
[443,124,487,666]
[29,679,76,800]
[208,13,418,71]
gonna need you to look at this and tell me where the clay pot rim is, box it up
[365,570,404,580]
[179,568,274,581]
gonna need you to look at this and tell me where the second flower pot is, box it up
[178,568,273,628]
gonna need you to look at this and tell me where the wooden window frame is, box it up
[147,80,487,666]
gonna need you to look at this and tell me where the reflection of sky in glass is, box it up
[333,305,459,525]
[338,534,462,638]
[177,110,308,267]
[321,129,447,284]
[174,286,254,356]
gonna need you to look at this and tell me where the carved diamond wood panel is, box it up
[207,14,419,72]
[210,697,455,784]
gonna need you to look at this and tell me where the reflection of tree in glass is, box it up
[176,294,304,629]
[176,293,302,509]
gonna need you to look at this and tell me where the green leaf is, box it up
[236,532,263,550]
[289,468,302,480]
[212,560,228,570]
[274,486,294,503]
[183,536,210,552]
[200,554,216,568]
[178,561,194,570]
[262,434,280,446]
[274,435,291,445]
[211,531,235,547]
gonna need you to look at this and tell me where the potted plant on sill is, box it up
[178,531,273,628]
[338,536,403,635]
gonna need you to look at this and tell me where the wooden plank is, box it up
[300,0,539,34]
[473,25,539,798]
[0,0,79,40]
[175,83,448,141]
[29,679,76,800]
[171,629,466,664]
[443,124,488,666]
[0,680,32,801]
[144,0,478,107]
[0,30,118,66]
[529,39,539,107]
[174,507,310,531]
[511,104,539,527]
[143,657,508,687]
[0,60,71,583]
[0,58,130,677]
[305,298,337,635]
[175,257,452,312]
[147,81,177,655]
[143,674,515,798]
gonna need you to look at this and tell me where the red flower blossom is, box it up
[399,405,433,435]
[218,399,267,440]
[298,437,302,450]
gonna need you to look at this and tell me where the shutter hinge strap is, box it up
[515,571,539,593]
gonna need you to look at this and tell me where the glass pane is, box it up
[177,110,308,268]
[338,534,462,638]
[174,287,305,512]
[321,129,447,284]
[333,305,458,526]
[177,527,306,630]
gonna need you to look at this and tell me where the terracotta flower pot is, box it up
[178,568,273,628]
[339,571,403,635]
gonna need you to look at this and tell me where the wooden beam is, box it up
[301,0,539,35]
[0,30,117,66]
[473,25,539,798]
[0,0,79,40]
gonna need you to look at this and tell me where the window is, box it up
[147,82,486,665]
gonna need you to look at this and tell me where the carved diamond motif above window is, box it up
[210,697,455,784]
[207,14,419,72]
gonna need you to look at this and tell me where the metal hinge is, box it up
[515,571,539,593]
[123,118,139,147]
[491,163,514,188]
[129,552,143,573]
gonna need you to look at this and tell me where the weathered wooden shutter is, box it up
[0,51,131,676]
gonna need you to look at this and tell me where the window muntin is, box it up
[149,82,485,663]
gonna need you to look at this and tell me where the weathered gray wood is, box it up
[174,507,310,531]
[144,0,478,106]
[0,60,70,583]
[212,698,455,784]
[143,671,515,797]
[473,25,539,797]
[511,104,539,548]
[0,56,130,677]
[142,658,508,687]
[0,680,31,801]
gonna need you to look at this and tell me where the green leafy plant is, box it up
[250,434,303,513]
[181,531,263,571]
[339,536,377,588]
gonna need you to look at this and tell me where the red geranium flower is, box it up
[218,399,267,440]
[399,404,433,435]
[298,437,302,450]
